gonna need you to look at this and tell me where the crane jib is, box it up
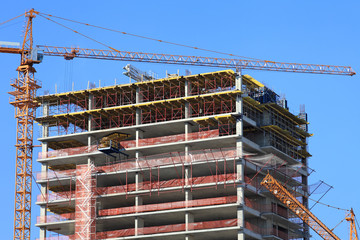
[35,45,355,76]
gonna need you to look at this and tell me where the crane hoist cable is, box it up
[308,197,349,212]
[37,11,263,61]
[0,13,25,26]
[37,14,116,51]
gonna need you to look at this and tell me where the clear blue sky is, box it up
[0,1,359,239]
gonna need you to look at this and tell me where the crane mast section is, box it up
[261,173,340,240]
[36,45,355,76]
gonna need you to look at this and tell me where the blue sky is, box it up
[0,1,359,239]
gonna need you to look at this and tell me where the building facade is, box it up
[35,70,311,240]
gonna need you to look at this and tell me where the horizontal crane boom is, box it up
[0,46,355,76]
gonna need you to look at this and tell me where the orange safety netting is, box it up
[36,168,76,180]
[38,196,270,224]
[98,218,237,239]
[97,147,237,173]
[189,218,237,230]
[133,129,219,147]
[245,220,263,235]
[99,196,237,216]
[38,130,220,160]
[244,198,262,212]
[37,147,237,182]
[97,173,236,195]
[38,145,97,159]
[36,237,75,240]
[96,228,135,239]
[37,191,75,202]
[38,218,237,240]
[37,173,237,203]
[37,213,75,224]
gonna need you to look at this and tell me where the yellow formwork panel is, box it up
[243,96,263,112]
[261,103,307,126]
[262,125,306,147]
[242,74,265,88]
[35,69,236,104]
[193,117,218,127]
[214,114,235,124]
[295,127,313,138]
[36,89,242,124]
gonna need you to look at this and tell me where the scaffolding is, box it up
[74,163,96,240]
[34,71,312,240]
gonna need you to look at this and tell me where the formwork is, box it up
[35,70,311,240]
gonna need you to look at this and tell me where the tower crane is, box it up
[261,173,359,240]
[0,9,356,240]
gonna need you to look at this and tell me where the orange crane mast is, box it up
[346,209,359,240]
[0,9,356,240]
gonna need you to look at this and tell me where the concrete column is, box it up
[185,80,191,119]
[185,79,189,97]
[135,145,144,236]
[135,165,143,192]
[88,135,95,147]
[184,144,192,185]
[135,217,144,236]
[39,163,48,240]
[39,102,49,240]
[39,228,47,240]
[136,129,143,148]
[237,232,245,240]
[135,196,143,208]
[136,86,141,103]
[264,197,273,231]
[135,86,142,126]
[185,122,192,142]
[185,235,194,240]
[88,94,94,131]
[236,160,244,182]
[185,211,194,231]
[235,72,243,158]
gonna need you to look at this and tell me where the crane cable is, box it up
[355,215,360,233]
[37,14,118,52]
[0,13,25,26]
[37,11,263,61]
[331,217,346,232]
[308,197,349,212]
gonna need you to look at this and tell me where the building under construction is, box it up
[34,69,312,240]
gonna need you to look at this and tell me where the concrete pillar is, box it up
[88,93,94,131]
[39,227,47,240]
[235,72,243,158]
[235,73,245,237]
[185,235,194,240]
[185,80,191,119]
[135,196,143,208]
[39,163,48,239]
[39,102,49,240]
[236,160,244,182]
[88,135,94,147]
[185,211,194,231]
[185,122,192,142]
[185,79,191,119]
[184,79,189,97]
[136,129,144,148]
[135,217,144,236]
[135,169,143,192]
[136,86,141,103]
[237,232,245,240]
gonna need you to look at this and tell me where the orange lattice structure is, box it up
[261,173,340,240]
